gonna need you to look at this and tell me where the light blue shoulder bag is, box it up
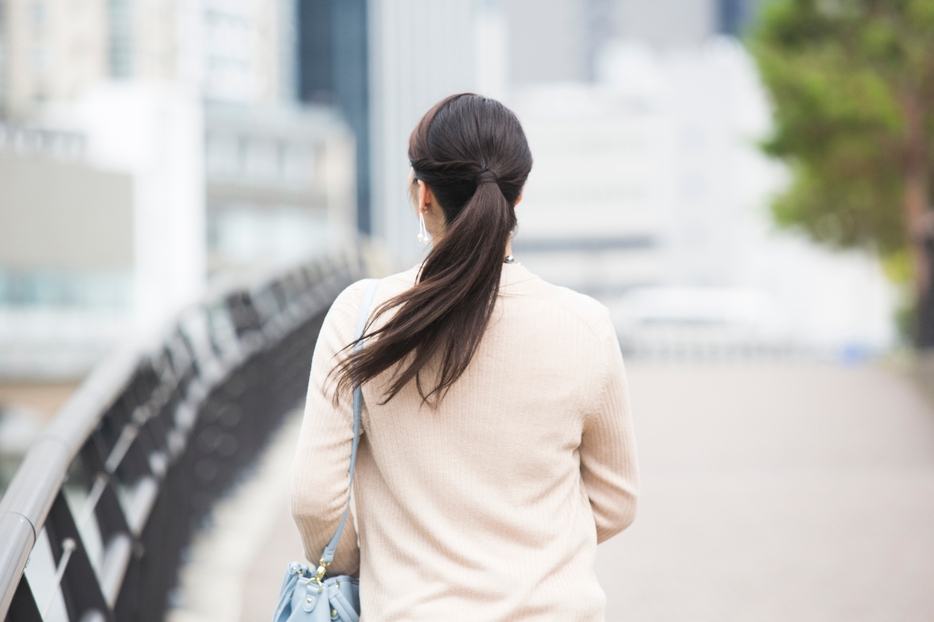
[272,279,380,622]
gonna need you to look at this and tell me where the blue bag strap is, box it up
[315,278,380,578]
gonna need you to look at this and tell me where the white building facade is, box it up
[508,37,896,357]
[0,0,356,378]
[366,0,486,266]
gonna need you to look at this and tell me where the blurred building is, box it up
[297,0,370,233]
[0,121,134,377]
[294,0,503,266]
[0,0,356,379]
[369,0,485,265]
[0,0,515,381]
[505,0,763,85]
[504,0,895,357]
[0,0,891,382]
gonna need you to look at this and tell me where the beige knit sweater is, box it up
[289,263,639,621]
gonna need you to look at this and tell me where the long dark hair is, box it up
[335,93,533,404]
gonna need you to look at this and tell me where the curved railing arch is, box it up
[0,249,370,622]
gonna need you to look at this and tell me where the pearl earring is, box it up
[417,211,430,245]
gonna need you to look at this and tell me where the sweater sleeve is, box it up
[580,312,639,543]
[288,282,366,576]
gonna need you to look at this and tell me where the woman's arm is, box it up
[288,283,365,576]
[580,313,640,543]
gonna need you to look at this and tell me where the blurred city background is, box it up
[1,0,933,620]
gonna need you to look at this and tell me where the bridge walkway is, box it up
[168,363,934,621]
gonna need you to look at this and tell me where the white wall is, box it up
[504,0,587,84]
[68,83,206,331]
[0,155,134,270]
[368,0,479,267]
[476,0,509,100]
[613,0,719,50]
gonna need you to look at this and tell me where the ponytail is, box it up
[335,94,532,404]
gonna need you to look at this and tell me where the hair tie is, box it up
[476,169,498,185]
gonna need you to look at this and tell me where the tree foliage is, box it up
[749,0,934,261]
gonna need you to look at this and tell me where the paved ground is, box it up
[171,363,934,621]
[596,364,934,621]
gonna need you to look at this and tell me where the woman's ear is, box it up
[420,182,447,238]
[514,187,524,207]
[420,180,437,214]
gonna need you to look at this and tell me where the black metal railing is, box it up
[0,250,369,622]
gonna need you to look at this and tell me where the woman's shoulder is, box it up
[378,265,421,295]
[329,266,420,319]
[507,266,613,341]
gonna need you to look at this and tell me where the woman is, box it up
[289,93,638,621]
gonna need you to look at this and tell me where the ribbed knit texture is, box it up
[289,263,639,621]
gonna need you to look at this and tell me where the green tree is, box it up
[749,0,934,345]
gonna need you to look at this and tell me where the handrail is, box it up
[0,248,369,622]
[0,345,140,614]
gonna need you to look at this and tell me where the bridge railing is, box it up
[0,249,369,622]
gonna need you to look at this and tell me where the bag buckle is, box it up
[313,559,329,588]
